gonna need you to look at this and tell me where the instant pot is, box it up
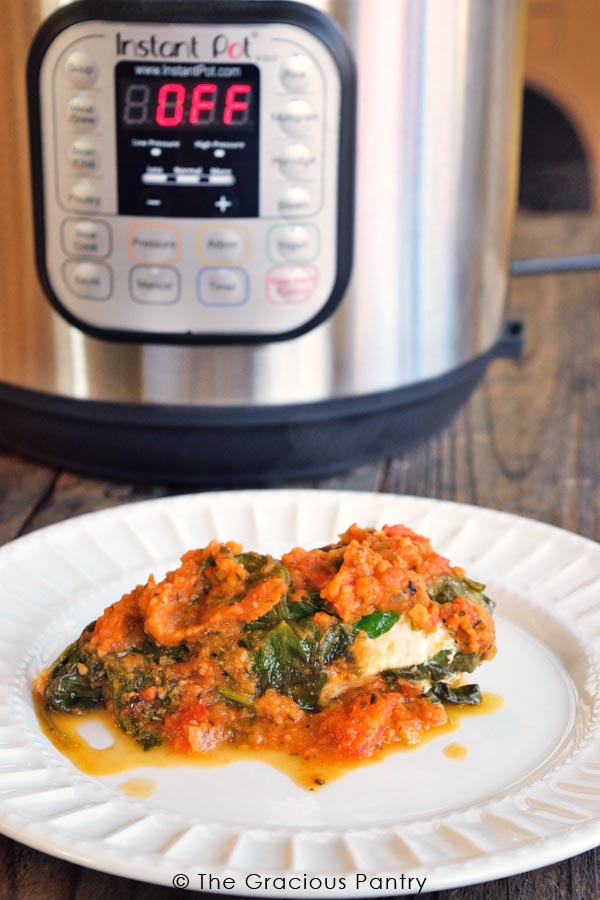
[0,0,527,483]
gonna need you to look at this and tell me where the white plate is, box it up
[1,489,600,896]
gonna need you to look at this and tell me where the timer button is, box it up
[68,137,101,173]
[129,225,181,263]
[64,49,98,88]
[280,54,316,93]
[66,94,100,131]
[62,219,111,258]
[268,225,318,263]
[63,260,112,300]
[198,268,248,306]
[199,227,248,264]
[278,187,315,218]
[277,144,317,181]
[266,266,318,305]
[65,179,103,212]
[276,100,318,138]
[130,266,180,305]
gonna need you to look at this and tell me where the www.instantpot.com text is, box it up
[171,872,428,893]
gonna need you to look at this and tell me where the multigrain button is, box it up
[65,179,103,212]
[129,225,180,263]
[268,225,318,263]
[63,260,112,300]
[280,54,316,93]
[130,266,180,304]
[199,227,247,263]
[275,99,318,138]
[62,219,111,258]
[64,49,98,88]
[278,187,314,218]
[277,144,317,181]
[67,94,99,131]
[68,137,101,173]
[198,268,248,306]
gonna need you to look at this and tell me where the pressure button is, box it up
[280,54,316,93]
[64,49,98,88]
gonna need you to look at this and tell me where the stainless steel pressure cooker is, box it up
[0,0,526,483]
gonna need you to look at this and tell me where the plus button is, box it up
[214,194,233,214]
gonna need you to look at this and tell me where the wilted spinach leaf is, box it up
[355,611,400,639]
[45,639,104,713]
[426,682,481,705]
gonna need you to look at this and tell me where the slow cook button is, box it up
[66,94,99,131]
[129,225,181,263]
[61,218,111,257]
[266,265,318,305]
[274,99,318,138]
[268,225,318,263]
[64,48,98,88]
[68,137,101,173]
[280,54,316,93]
[276,144,317,181]
[199,227,247,264]
[278,187,315,218]
[198,268,248,306]
[130,266,180,305]
[63,260,112,300]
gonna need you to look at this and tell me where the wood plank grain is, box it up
[0,452,56,544]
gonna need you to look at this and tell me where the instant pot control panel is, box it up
[28,1,355,343]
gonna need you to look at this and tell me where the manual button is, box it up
[63,260,112,300]
[198,268,248,306]
[130,266,180,305]
[129,225,181,263]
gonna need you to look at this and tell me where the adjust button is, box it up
[198,268,248,306]
[266,266,318,305]
[268,225,318,263]
[66,94,99,131]
[62,218,111,258]
[199,227,248,264]
[129,225,181,263]
[280,54,316,93]
[63,260,112,300]
[64,48,98,88]
[130,266,180,305]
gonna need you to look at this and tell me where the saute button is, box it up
[62,219,111,257]
[65,179,103,211]
[266,266,318,304]
[64,49,98,88]
[66,94,99,131]
[68,137,101,173]
[130,266,180,304]
[199,227,247,263]
[277,144,317,181]
[280,54,316,93]
[63,260,112,300]
[129,225,180,263]
[198,268,248,306]
[275,99,318,138]
[269,225,318,262]
[278,187,314,218]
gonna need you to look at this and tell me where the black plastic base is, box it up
[0,323,523,485]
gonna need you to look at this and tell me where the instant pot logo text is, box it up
[115,32,253,59]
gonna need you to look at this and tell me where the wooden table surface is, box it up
[1,212,599,898]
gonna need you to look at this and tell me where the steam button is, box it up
[64,49,98,88]
[278,187,315,218]
[66,94,99,131]
[280,54,316,93]
[63,260,112,300]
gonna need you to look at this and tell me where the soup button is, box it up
[198,268,248,306]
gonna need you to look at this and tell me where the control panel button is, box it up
[275,100,318,138]
[280,54,316,93]
[198,268,248,306]
[277,144,317,181]
[68,137,101,173]
[66,94,99,131]
[278,187,315,218]
[65,179,103,212]
[61,219,111,257]
[130,266,180,304]
[64,48,98,88]
[268,225,318,263]
[199,227,248,264]
[63,260,112,300]
[129,225,181,263]
[267,266,318,304]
